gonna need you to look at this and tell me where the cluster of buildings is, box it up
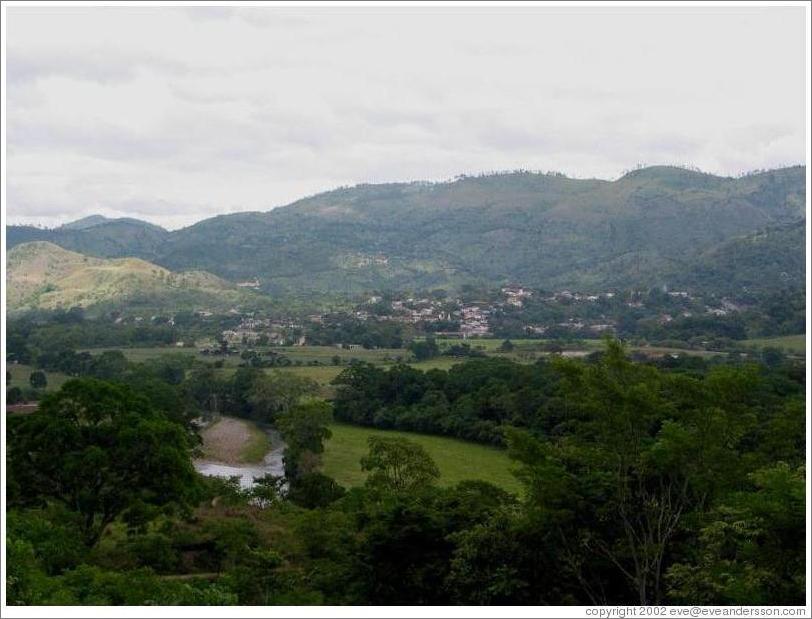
[324,294,496,338]
[501,284,534,307]
[339,253,390,268]
[545,290,616,303]
[221,316,305,346]
[459,305,490,337]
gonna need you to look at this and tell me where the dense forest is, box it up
[6,341,805,605]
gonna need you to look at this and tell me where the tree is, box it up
[498,339,515,352]
[408,338,439,361]
[29,370,47,390]
[760,346,786,369]
[287,472,346,509]
[89,350,129,380]
[506,341,758,604]
[276,399,333,479]
[8,378,198,545]
[183,367,229,416]
[247,371,316,423]
[666,463,805,605]
[7,386,24,405]
[249,473,286,508]
[361,437,440,492]
[445,511,529,604]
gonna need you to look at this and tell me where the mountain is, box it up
[6,166,806,296]
[59,214,165,231]
[8,217,169,261]
[6,241,268,313]
[672,220,807,295]
[60,215,113,230]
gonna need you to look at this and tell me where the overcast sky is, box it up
[5,5,807,230]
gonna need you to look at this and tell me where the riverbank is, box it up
[199,416,271,464]
[194,416,286,489]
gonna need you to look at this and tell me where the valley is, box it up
[5,166,806,608]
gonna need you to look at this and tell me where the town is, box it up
[146,283,759,353]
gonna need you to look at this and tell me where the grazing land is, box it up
[322,423,521,493]
[7,363,71,393]
[743,335,806,355]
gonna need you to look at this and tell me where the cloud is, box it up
[5,6,806,229]
[7,48,190,85]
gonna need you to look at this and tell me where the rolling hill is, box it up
[7,165,806,296]
[6,241,269,313]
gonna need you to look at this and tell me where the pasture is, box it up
[322,423,521,493]
[7,363,71,392]
[743,335,805,355]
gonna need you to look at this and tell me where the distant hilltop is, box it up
[6,165,806,297]
[59,214,168,232]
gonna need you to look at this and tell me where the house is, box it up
[501,284,532,298]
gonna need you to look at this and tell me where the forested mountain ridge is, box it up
[8,219,170,261]
[7,166,806,296]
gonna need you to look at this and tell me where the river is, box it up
[193,425,286,490]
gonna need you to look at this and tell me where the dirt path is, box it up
[199,416,263,465]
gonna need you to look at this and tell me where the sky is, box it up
[4,5,808,230]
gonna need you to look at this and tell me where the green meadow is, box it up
[743,335,806,355]
[7,363,72,393]
[322,423,521,493]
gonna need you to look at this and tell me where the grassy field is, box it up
[322,423,521,493]
[270,345,406,365]
[432,337,604,351]
[80,346,203,362]
[410,357,464,371]
[743,335,806,355]
[7,363,72,392]
[626,345,727,358]
[81,345,408,368]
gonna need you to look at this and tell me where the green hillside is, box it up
[6,241,269,313]
[672,221,806,295]
[7,166,806,295]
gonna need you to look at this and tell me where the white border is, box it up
[1,1,810,618]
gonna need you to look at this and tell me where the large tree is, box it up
[361,436,440,493]
[8,378,198,545]
[276,399,333,479]
[29,370,47,390]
